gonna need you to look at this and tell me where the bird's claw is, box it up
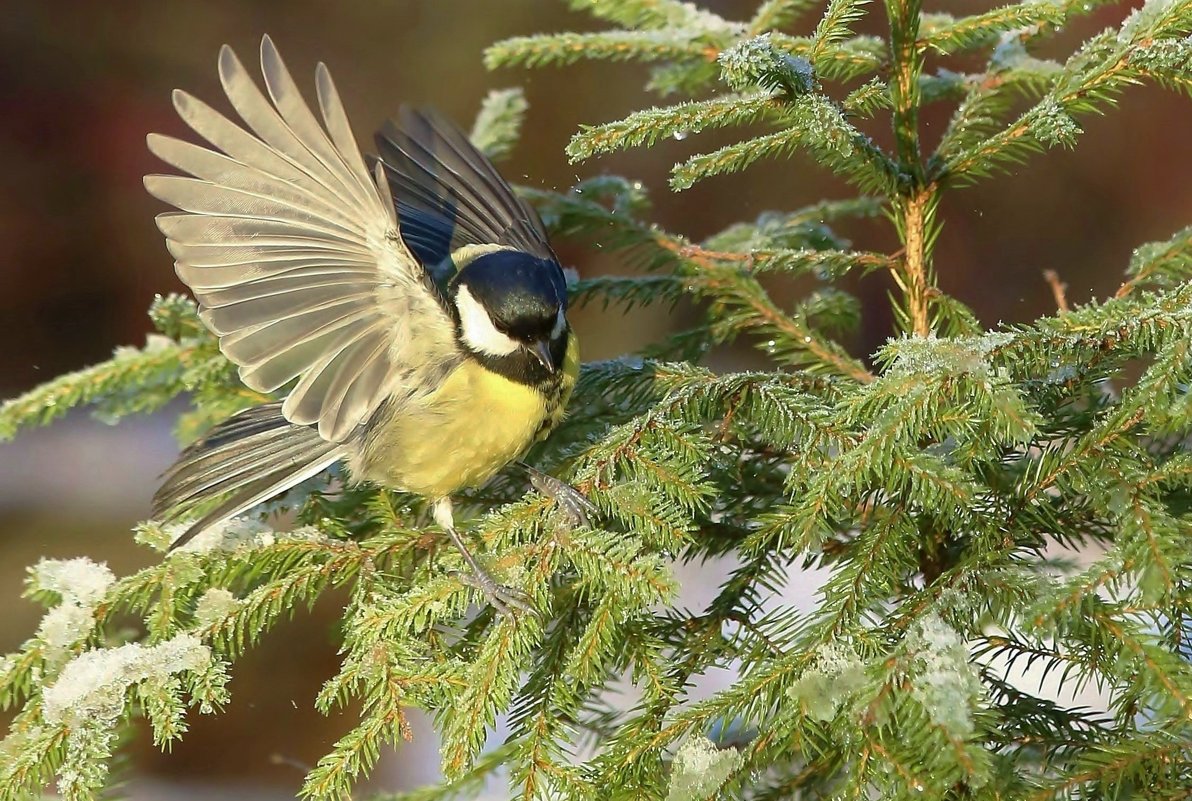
[449,568,533,615]
[525,467,598,528]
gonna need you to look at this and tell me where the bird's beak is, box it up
[530,339,556,373]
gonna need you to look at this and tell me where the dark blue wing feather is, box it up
[372,107,556,275]
[396,199,457,280]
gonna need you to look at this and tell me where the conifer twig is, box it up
[654,237,876,382]
[1043,269,1070,312]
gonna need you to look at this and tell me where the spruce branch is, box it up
[1025,735,1192,801]
[564,0,741,32]
[1043,268,1072,312]
[648,236,877,381]
[942,0,1192,181]
[760,194,887,226]
[719,34,817,96]
[843,77,892,116]
[566,93,782,162]
[440,615,548,779]
[882,0,945,337]
[0,294,247,446]
[645,59,722,95]
[0,337,189,441]
[1116,224,1192,297]
[934,63,1062,160]
[522,182,881,379]
[570,275,688,312]
[746,247,892,278]
[921,1,1069,55]
[811,0,872,64]
[484,30,719,70]
[303,652,418,799]
[669,93,899,192]
[377,743,518,801]
[468,88,528,162]
[773,32,889,81]
[749,0,821,34]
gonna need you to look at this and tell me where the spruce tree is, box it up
[2,1,1192,799]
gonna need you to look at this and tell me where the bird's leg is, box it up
[432,498,531,614]
[519,463,597,527]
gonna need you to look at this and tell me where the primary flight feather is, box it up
[145,36,580,611]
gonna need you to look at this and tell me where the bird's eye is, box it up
[455,285,521,356]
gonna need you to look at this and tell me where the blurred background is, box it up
[1,0,1189,796]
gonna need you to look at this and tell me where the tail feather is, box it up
[158,417,296,483]
[153,402,344,551]
[159,435,329,504]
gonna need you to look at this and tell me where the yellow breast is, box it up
[353,333,578,499]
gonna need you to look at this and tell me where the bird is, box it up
[143,35,585,612]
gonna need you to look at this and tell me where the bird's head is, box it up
[451,249,569,383]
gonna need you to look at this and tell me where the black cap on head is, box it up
[452,250,566,339]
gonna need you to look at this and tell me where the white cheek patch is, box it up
[455,285,520,356]
[550,308,567,341]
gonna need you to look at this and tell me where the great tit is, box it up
[144,36,580,611]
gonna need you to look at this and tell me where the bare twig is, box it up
[1043,269,1070,313]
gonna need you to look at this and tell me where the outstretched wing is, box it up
[145,36,461,443]
[374,106,556,272]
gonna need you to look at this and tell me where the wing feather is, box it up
[146,36,460,442]
[144,175,361,235]
[199,274,377,306]
[176,261,375,292]
[283,329,390,426]
[315,64,376,199]
[373,106,556,268]
[147,135,362,229]
[203,288,378,335]
[259,38,377,211]
[170,90,311,188]
[394,126,513,240]
[169,247,377,271]
[157,212,370,252]
[377,133,506,251]
[235,314,377,391]
[217,45,358,212]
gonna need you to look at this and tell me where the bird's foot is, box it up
[449,568,533,615]
[521,464,598,528]
[436,503,532,615]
